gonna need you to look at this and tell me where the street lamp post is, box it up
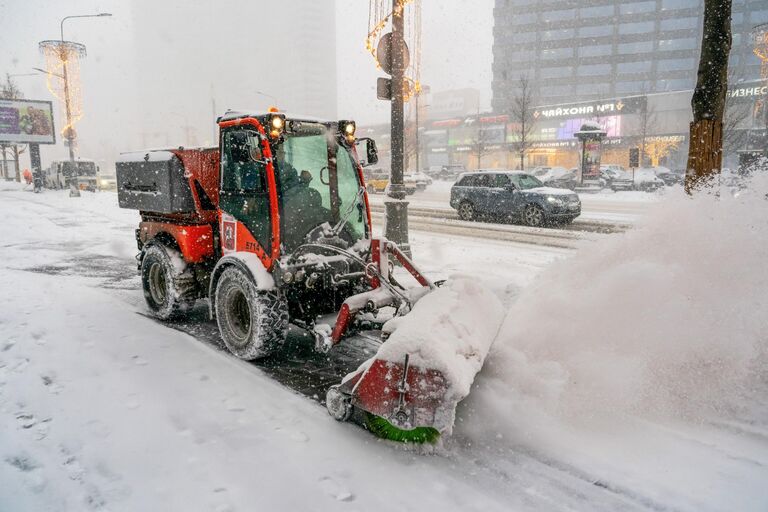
[58,13,111,163]
[384,0,411,257]
[38,13,111,196]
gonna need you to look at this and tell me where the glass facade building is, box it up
[492,0,768,111]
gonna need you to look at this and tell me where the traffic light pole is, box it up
[384,0,411,256]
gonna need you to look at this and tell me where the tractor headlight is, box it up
[339,120,356,144]
[268,113,286,139]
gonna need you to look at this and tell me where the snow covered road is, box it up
[1,182,766,512]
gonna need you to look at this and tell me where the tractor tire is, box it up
[141,244,197,320]
[523,203,546,227]
[215,266,288,360]
[457,201,475,221]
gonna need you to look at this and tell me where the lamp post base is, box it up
[383,199,411,259]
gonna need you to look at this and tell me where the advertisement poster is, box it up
[582,139,602,183]
[0,99,56,144]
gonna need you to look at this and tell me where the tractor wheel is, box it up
[523,203,546,227]
[457,201,475,221]
[363,412,440,444]
[141,244,197,319]
[215,266,288,360]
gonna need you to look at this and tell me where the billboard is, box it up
[0,99,56,144]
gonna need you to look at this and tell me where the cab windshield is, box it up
[274,122,366,251]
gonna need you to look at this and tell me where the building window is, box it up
[540,85,573,96]
[619,1,657,15]
[580,5,612,18]
[657,78,694,91]
[656,58,696,71]
[542,28,575,41]
[513,12,538,24]
[513,31,537,43]
[617,60,653,73]
[618,41,654,54]
[579,25,613,37]
[542,9,576,22]
[577,63,612,76]
[616,81,647,93]
[660,17,700,31]
[619,21,655,35]
[509,49,536,62]
[541,47,574,59]
[749,9,768,24]
[579,44,613,57]
[540,66,573,78]
[661,0,697,10]
[658,38,698,50]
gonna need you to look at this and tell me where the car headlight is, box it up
[546,196,565,205]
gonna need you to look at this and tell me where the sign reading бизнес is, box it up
[0,99,56,144]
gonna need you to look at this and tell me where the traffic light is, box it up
[629,147,640,168]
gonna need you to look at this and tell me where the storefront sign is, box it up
[534,96,646,120]
[726,85,768,99]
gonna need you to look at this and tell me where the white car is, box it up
[633,168,666,191]
[408,171,432,190]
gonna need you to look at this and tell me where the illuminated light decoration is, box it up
[366,0,421,102]
[39,40,87,152]
[751,24,768,120]
[268,106,279,113]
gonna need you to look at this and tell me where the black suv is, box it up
[449,171,581,227]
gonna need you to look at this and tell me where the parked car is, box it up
[449,170,581,227]
[45,159,99,191]
[530,166,569,183]
[655,168,685,186]
[545,168,580,190]
[428,164,466,181]
[634,168,666,191]
[406,171,432,191]
[363,168,390,193]
[607,170,635,191]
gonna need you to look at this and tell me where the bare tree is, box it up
[635,85,657,167]
[685,0,732,192]
[1,74,25,182]
[507,75,536,170]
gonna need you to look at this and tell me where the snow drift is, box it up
[372,277,505,430]
[460,173,768,441]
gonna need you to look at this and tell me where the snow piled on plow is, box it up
[375,277,504,429]
[456,174,768,509]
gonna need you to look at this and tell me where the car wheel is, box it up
[457,201,475,221]
[523,203,545,227]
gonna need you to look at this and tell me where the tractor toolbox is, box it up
[116,150,196,213]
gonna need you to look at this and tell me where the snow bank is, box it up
[375,277,504,425]
[460,174,768,438]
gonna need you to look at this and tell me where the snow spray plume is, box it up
[457,171,768,442]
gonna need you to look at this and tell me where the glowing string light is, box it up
[39,40,86,152]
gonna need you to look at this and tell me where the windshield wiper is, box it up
[330,186,365,237]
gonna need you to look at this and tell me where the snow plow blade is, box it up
[331,356,449,442]
[326,277,505,443]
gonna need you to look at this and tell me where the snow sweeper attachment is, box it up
[326,245,505,443]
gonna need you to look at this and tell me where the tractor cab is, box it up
[217,111,378,268]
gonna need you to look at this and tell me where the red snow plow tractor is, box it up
[117,110,467,442]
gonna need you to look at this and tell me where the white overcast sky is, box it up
[0,0,493,164]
